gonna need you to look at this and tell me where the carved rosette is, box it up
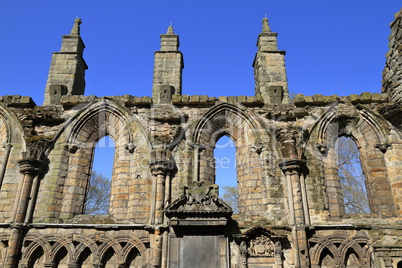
[18,158,47,176]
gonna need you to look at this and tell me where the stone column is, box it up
[279,159,310,268]
[5,158,46,268]
[149,159,175,225]
[151,228,163,268]
[190,143,205,182]
[0,143,12,188]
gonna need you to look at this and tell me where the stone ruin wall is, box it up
[0,10,401,268]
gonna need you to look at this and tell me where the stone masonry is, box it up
[0,10,402,268]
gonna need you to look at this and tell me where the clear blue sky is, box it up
[0,1,400,104]
[0,1,400,187]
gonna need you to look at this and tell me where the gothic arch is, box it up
[97,234,122,263]
[188,103,272,218]
[21,233,52,266]
[0,103,25,146]
[116,235,148,262]
[36,98,152,222]
[306,104,398,218]
[309,234,370,267]
[48,235,75,264]
[71,235,99,263]
[0,104,25,222]
[191,102,266,145]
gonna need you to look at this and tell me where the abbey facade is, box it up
[0,10,402,268]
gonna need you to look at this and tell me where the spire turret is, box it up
[152,24,184,103]
[253,17,289,104]
[43,18,88,105]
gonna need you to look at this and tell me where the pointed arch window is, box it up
[83,136,114,215]
[214,135,238,213]
[336,136,370,214]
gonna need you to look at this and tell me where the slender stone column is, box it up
[161,230,169,268]
[149,160,175,225]
[0,143,12,188]
[152,229,163,268]
[5,158,46,268]
[24,173,41,224]
[190,143,205,182]
[279,159,310,268]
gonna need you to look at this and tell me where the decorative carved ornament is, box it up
[248,234,275,258]
[165,182,232,216]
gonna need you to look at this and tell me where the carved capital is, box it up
[278,159,306,175]
[18,158,47,175]
[149,160,176,176]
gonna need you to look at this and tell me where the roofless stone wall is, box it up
[0,11,401,268]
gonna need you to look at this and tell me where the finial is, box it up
[167,24,175,34]
[262,17,271,33]
[70,18,82,35]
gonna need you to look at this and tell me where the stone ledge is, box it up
[29,223,148,229]
[172,94,264,107]
[60,95,97,106]
[110,95,152,106]
[60,95,153,107]
[293,92,389,107]
[0,95,36,107]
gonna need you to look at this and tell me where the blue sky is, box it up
[0,1,400,104]
[0,1,400,186]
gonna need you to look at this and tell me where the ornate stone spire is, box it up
[262,17,271,33]
[43,18,87,105]
[152,24,183,100]
[70,18,82,36]
[253,17,289,104]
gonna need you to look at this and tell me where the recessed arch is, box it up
[191,102,266,146]
[306,104,398,218]
[36,98,152,222]
[188,102,271,219]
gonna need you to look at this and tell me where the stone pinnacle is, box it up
[70,18,82,35]
[167,24,175,34]
[262,17,271,33]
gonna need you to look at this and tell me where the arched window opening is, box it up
[214,135,238,213]
[84,136,114,215]
[336,136,370,214]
